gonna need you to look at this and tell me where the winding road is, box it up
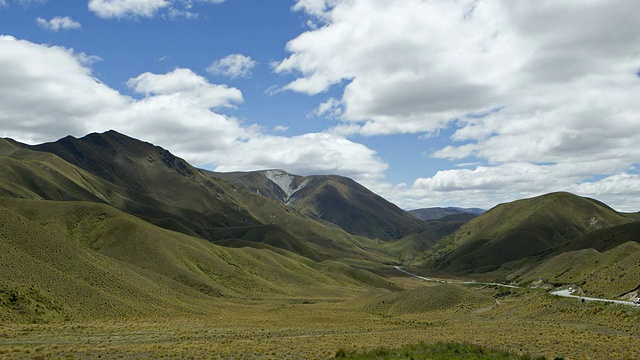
[394,266,640,307]
[550,289,640,307]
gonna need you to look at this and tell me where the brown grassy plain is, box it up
[1,276,638,360]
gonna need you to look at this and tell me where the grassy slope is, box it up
[0,198,389,323]
[291,176,428,241]
[421,192,632,273]
[215,179,392,264]
[383,214,475,263]
[3,131,388,263]
[210,170,430,241]
[552,220,640,253]
[30,131,259,229]
[364,283,494,316]
[508,241,640,298]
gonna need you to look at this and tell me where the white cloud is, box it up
[88,0,224,19]
[166,7,197,20]
[0,36,386,184]
[127,68,243,109]
[278,0,640,141]
[313,97,343,118]
[36,16,81,32]
[570,173,640,212]
[273,0,640,211]
[207,54,258,79]
[0,36,127,143]
[88,0,170,18]
[213,133,388,181]
[74,52,103,66]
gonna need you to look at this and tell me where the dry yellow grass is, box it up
[0,279,638,360]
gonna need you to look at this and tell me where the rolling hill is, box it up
[2,129,639,324]
[420,192,635,273]
[508,241,640,299]
[0,197,394,323]
[0,131,387,263]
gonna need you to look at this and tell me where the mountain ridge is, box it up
[208,169,430,241]
[408,206,485,221]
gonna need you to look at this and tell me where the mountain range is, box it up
[1,130,639,322]
[408,207,485,221]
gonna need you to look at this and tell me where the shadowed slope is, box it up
[11,131,388,262]
[423,192,633,273]
[408,207,484,221]
[29,131,258,230]
[210,170,429,241]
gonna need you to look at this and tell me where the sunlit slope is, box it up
[509,241,640,298]
[422,192,633,273]
[0,138,24,156]
[30,131,259,230]
[0,198,386,323]
[363,283,494,316]
[1,131,386,261]
[0,199,214,323]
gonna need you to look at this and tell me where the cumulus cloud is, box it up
[213,133,388,181]
[88,0,224,19]
[36,16,81,32]
[0,36,127,143]
[207,54,258,79]
[88,0,169,18]
[279,0,640,139]
[127,68,243,109]
[0,35,386,183]
[272,0,640,211]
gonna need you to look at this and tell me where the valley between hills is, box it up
[0,131,639,359]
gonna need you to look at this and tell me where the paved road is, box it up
[550,289,640,307]
[394,266,640,307]
[393,266,518,288]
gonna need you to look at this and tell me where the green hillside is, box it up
[509,241,640,298]
[421,192,633,273]
[364,283,493,316]
[0,131,386,263]
[553,220,640,254]
[0,132,638,360]
[0,197,390,323]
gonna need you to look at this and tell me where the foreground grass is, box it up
[334,342,554,360]
[0,281,638,359]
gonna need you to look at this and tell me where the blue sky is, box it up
[1,0,639,211]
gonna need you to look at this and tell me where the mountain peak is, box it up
[262,169,309,204]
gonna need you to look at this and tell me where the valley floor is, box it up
[1,276,638,359]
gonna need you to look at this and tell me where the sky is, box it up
[0,0,639,212]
